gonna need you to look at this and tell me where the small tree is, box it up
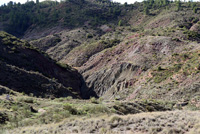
[187,1,191,8]
[191,2,196,9]
[193,7,197,13]
[53,10,59,21]
[124,2,128,7]
[144,6,149,15]
[176,0,181,11]
[36,0,39,4]
[118,20,122,26]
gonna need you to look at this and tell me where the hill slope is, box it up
[0,31,90,98]
[0,1,200,134]
[26,2,200,103]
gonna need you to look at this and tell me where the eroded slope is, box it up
[0,31,86,98]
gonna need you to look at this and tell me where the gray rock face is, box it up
[79,36,179,98]
[79,35,200,101]
[82,62,140,97]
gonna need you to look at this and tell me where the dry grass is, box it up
[3,110,200,134]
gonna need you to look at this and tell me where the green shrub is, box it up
[18,97,34,103]
[86,33,93,38]
[22,105,32,118]
[118,20,122,26]
[11,105,19,111]
[67,87,73,91]
[29,93,34,97]
[57,98,65,102]
[8,114,20,128]
[157,66,164,71]
[193,7,197,13]
[59,110,71,118]
[110,116,122,123]
[63,103,78,115]
[82,104,110,114]
[53,114,62,123]
[173,64,182,72]
[24,98,34,103]
[192,18,199,23]
[183,30,200,40]
[56,62,71,69]
[172,38,180,42]
[90,97,99,104]
[153,70,172,83]
[66,96,73,100]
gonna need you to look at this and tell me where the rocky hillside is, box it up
[0,1,200,134]
[26,1,200,103]
[0,31,90,98]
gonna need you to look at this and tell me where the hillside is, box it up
[0,0,125,38]
[0,0,200,133]
[0,31,88,98]
[26,1,200,102]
